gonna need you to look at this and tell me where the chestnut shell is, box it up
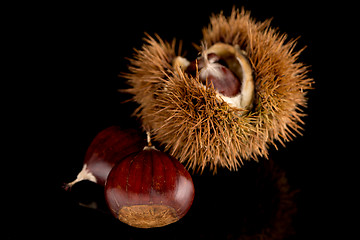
[186,53,241,97]
[104,147,195,228]
[83,126,146,185]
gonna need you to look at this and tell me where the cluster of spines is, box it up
[124,8,313,173]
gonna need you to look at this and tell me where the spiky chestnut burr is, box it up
[104,133,195,228]
[64,126,145,189]
[123,8,313,173]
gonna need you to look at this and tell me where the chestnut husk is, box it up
[123,8,313,173]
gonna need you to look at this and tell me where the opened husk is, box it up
[123,8,313,173]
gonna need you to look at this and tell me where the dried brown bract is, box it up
[123,8,313,173]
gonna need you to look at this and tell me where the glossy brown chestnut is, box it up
[104,146,195,228]
[186,53,241,97]
[65,126,146,188]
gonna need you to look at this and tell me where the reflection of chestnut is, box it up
[105,145,195,228]
[65,126,145,189]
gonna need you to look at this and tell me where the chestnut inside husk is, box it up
[123,8,313,172]
[186,53,241,97]
[173,42,255,111]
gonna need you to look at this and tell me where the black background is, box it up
[6,0,353,239]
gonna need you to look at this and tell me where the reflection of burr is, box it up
[194,159,298,240]
[124,8,313,173]
[237,159,298,240]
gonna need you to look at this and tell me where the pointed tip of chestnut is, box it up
[64,164,97,191]
[66,126,146,188]
[62,183,72,191]
[105,148,195,228]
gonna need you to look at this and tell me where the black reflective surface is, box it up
[8,1,349,239]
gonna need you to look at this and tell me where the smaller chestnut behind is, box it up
[65,126,146,189]
[83,126,145,185]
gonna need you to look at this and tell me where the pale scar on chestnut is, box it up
[118,204,179,228]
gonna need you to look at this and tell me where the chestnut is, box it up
[188,53,241,97]
[65,126,146,189]
[104,144,195,228]
[176,42,254,111]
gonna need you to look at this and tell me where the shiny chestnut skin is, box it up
[186,53,241,97]
[83,126,145,185]
[65,126,146,188]
[105,146,195,228]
